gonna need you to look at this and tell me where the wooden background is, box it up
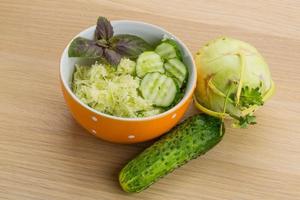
[0,0,299,199]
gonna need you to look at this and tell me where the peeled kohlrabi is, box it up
[116,58,136,75]
[194,37,275,128]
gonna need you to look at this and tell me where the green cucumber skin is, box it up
[119,114,224,193]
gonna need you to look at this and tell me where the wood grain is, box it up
[0,0,300,199]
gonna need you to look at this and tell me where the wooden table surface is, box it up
[1,0,300,199]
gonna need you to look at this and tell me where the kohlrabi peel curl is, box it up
[194,37,275,128]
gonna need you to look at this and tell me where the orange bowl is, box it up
[60,20,196,143]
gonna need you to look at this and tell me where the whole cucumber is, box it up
[119,114,224,192]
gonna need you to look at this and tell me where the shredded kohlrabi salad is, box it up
[72,59,164,118]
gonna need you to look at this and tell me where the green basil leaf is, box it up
[104,48,122,66]
[111,34,152,59]
[68,37,103,58]
[95,16,113,40]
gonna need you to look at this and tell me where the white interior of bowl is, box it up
[60,20,196,121]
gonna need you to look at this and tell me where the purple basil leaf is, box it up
[104,48,121,66]
[68,37,103,58]
[96,39,109,48]
[95,16,113,40]
[111,34,152,59]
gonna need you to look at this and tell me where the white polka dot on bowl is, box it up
[91,116,98,122]
[128,135,135,139]
[172,113,177,119]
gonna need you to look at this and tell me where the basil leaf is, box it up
[104,48,122,66]
[68,37,103,58]
[95,16,113,40]
[111,34,152,59]
[96,39,109,48]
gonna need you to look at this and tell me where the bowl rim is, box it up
[60,20,197,122]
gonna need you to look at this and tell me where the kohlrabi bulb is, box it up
[194,37,275,127]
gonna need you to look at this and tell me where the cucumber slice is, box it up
[155,39,182,60]
[164,58,187,88]
[140,72,177,107]
[155,43,177,60]
[136,51,164,78]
